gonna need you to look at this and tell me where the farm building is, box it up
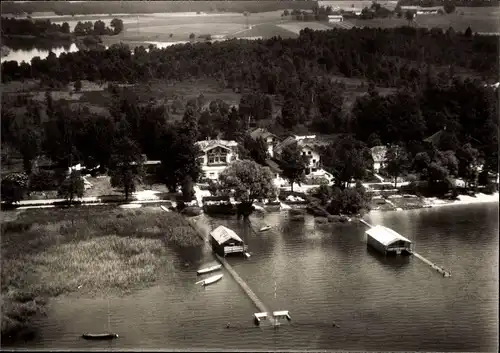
[366,225,413,255]
[328,14,344,22]
[210,225,248,257]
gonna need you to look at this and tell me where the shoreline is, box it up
[2,191,498,213]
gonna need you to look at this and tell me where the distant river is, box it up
[9,203,499,351]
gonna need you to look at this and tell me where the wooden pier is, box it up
[360,219,451,277]
[188,215,275,325]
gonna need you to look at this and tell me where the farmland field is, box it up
[348,7,500,33]
[318,0,399,10]
[97,11,296,45]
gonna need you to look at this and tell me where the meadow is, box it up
[1,0,316,16]
[1,206,203,343]
[348,7,500,33]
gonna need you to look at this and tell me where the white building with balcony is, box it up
[196,139,239,180]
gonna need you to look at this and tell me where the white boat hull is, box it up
[197,264,222,275]
[202,274,223,286]
[259,226,271,232]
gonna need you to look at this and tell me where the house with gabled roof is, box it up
[195,139,239,180]
[274,134,345,175]
[249,128,280,158]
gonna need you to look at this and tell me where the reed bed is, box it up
[1,206,202,344]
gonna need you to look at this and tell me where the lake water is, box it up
[1,43,79,64]
[9,203,499,351]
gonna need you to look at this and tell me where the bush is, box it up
[305,176,329,185]
[29,170,59,191]
[483,183,498,195]
[290,214,305,221]
[327,185,371,215]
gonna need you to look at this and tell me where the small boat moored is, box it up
[259,225,272,232]
[82,333,119,340]
[197,264,222,275]
[197,274,223,286]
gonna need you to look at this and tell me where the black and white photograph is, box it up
[0,0,498,351]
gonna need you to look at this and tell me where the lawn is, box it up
[1,206,202,343]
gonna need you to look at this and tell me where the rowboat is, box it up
[196,274,223,286]
[197,264,222,275]
[259,225,271,232]
[82,333,119,340]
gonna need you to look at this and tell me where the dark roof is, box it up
[423,130,444,145]
[265,159,282,173]
[250,128,276,141]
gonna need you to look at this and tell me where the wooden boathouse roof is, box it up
[366,225,412,247]
[210,225,243,245]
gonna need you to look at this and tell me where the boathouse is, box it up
[366,225,413,255]
[210,225,248,257]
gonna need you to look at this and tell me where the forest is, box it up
[2,26,497,84]
[1,26,498,208]
[1,17,124,37]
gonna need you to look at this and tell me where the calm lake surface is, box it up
[12,203,499,351]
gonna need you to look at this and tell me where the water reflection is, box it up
[1,43,79,63]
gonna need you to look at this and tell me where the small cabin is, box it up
[366,225,413,255]
[210,225,248,257]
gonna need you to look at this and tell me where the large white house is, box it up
[196,139,239,180]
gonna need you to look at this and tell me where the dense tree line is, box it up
[2,27,497,86]
[1,17,123,37]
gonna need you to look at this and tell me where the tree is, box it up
[280,142,308,192]
[239,135,269,166]
[61,22,70,34]
[218,159,276,218]
[58,171,85,203]
[74,79,82,92]
[464,26,472,37]
[327,184,371,215]
[93,20,107,35]
[1,173,29,204]
[456,143,481,188]
[181,176,195,202]
[405,10,415,26]
[108,137,144,201]
[110,18,124,34]
[385,144,410,188]
[189,33,196,40]
[321,136,372,189]
[443,0,456,14]
[160,124,202,193]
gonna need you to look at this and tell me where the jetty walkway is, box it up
[188,215,275,325]
[360,219,451,277]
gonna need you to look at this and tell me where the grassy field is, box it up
[100,11,295,44]
[349,7,500,33]
[318,0,398,10]
[1,1,316,16]
[1,206,202,343]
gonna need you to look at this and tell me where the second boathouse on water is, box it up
[366,225,413,255]
[210,225,248,257]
